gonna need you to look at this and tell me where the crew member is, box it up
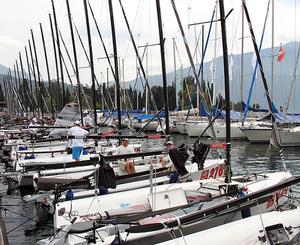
[67,120,89,163]
[115,138,135,174]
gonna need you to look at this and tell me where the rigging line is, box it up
[118,0,159,113]
[73,21,111,112]
[123,0,143,59]
[100,72,115,110]
[173,2,216,122]
[24,55,40,107]
[242,0,271,122]
[88,0,116,81]
[242,0,286,170]
[60,50,79,100]
[59,29,91,110]
[285,41,300,111]
[174,39,183,66]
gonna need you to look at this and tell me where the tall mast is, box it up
[271,0,274,101]
[83,0,97,127]
[108,0,122,131]
[240,4,244,118]
[201,24,204,115]
[19,52,26,112]
[219,0,231,183]
[66,0,83,124]
[51,0,66,107]
[24,46,33,94]
[31,28,44,119]
[212,2,218,106]
[28,39,39,116]
[40,23,55,120]
[155,0,169,134]
[49,13,60,110]
[173,38,177,109]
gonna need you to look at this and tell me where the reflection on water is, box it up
[2,134,300,244]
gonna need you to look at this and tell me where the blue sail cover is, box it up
[211,107,243,121]
[258,112,300,123]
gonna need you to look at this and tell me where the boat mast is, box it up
[240,4,244,119]
[18,52,27,112]
[28,39,39,117]
[219,0,231,183]
[83,0,97,128]
[51,0,66,108]
[49,13,60,110]
[271,0,274,101]
[173,38,177,110]
[156,0,170,135]
[242,0,280,148]
[40,23,55,120]
[66,0,83,124]
[108,0,122,131]
[31,29,44,120]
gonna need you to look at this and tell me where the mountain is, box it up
[0,64,8,75]
[125,41,300,112]
[1,41,299,111]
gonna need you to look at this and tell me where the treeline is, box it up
[2,76,260,113]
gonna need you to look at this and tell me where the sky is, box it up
[0,0,299,86]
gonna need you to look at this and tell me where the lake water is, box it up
[1,135,300,244]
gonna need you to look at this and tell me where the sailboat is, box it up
[157,205,300,245]
[36,1,295,244]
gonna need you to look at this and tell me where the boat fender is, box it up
[99,186,109,195]
[18,146,28,151]
[82,148,89,155]
[65,189,74,201]
[238,190,251,218]
[24,154,35,160]
[169,171,179,183]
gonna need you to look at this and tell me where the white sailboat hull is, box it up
[186,121,210,137]
[240,126,271,143]
[277,126,300,147]
[207,122,247,139]
[158,207,300,245]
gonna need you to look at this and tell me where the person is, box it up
[83,112,93,128]
[115,138,135,174]
[160,141,178,183]
[67,120,89,163]
[29,118,38,139]
[160,141,175,168]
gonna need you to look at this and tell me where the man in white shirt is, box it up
[29,118,38,139]
[115,138,135,174]
[67,120,89,162]
[160,141,175,170]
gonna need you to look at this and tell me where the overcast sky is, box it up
[0,0,298,86]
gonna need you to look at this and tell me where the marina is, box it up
[0,0,300,244]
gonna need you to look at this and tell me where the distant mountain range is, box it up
[0,64,8,75]
[125,41,300,112]
[1,41,300,111]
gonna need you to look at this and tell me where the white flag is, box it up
[251,52,257,79]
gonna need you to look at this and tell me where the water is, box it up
[1,135,300,244]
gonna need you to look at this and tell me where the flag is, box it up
[277,45,284,62]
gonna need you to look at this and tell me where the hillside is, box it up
[1,41,300,111]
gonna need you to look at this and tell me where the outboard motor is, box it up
[192,142,210,170]
[168,143,189,178]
